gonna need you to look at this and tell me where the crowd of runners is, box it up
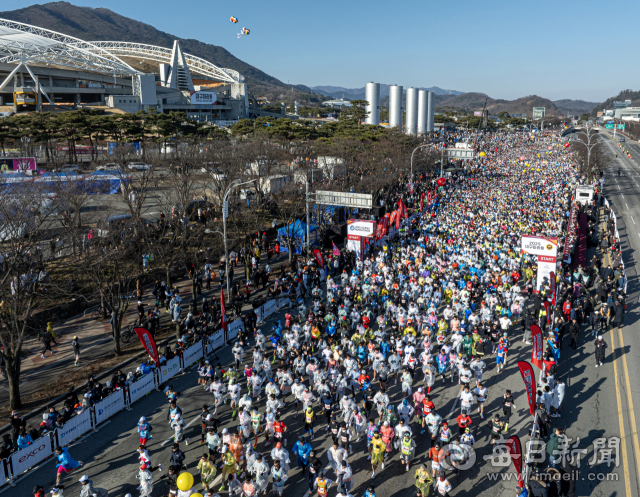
[34,127,602,497]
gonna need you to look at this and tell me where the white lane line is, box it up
[618,185,621,189]
[622,194,625,198]
[627,203,630,209]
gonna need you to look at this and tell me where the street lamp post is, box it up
[223,178,257,304]
[410,144,431,182]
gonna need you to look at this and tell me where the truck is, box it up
[575,185,594,205]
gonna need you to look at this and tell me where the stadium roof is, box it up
[0,18,243,83]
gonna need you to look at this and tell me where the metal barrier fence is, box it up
[0,295,291,487]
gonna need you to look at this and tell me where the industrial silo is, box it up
[426,91,435,132]
[417,90,428,134]
[365,82,380,125]
[405,87,418,135]
[389,85,403,129]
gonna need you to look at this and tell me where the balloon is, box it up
[479,151,486,158]
[192,494,203,497]
[230,16,238,23]
[564,143,570,148]
[177,472,194,491]
[238,27,250,37]
[437,178,446,186]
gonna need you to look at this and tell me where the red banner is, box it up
[543,300,551,325]
[313,248,324,268]
[389,210,397,228]
[517,361,536,415]
[376,215,389,240]
[397,200,408,219]
[395,209,401,229]
[420,193,425,211]
[505,435,524,488]
[530,324,543,369]
[134,327,160,365]
[550,271,556,306]
[220,287,227,332]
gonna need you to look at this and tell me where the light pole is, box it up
[223,178,256,304]
[410,144,431,182]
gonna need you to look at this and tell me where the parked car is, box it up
[127,162,152,171]
[96,163,122,172]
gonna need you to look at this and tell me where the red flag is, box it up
[517,361,536,415]
[134,327,159,365]
[389,210,397,228]
[220,287,227,332]
[530,324,543,369]
[550,271,556,306]
[332,242,341,256]
[376,216,388,240]
[395,209,401,229]
[397,200,408,219]
[313,248,324,268]
[505,435,524,488]
[420,193,425,211]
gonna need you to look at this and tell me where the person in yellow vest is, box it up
[304,405,316,440]
[197,453,217,492]
[370,433,387,478]
[414,462,434,497]
[313,474,333,497]
[400,432,417,471]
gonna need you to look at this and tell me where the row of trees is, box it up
[0,109,439,409]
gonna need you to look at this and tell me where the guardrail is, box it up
[0,294,291,487]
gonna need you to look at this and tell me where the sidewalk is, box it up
[1,251,295,414]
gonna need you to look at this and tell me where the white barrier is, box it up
[128,373,156,404]
[207,329,225,354]
[263,299,277,319]
[94,390,126,425]
[227,319,244,341]
[183,341,203,367]
[277,297,291,309]
[158,356,181,384]
[0,459,6,487]
[10,433,53,476]
[255,305,264,324]
[56,409,93,447]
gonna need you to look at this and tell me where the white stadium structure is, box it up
[0,18,282,122]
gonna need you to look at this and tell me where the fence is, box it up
[0,294,289,487]
[603,197,628,293]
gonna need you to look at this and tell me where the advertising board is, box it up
[158,356,181,384]
[128,373,156,404]
[10,434,52,475]
[56,409,93,447]
[191,91,217,105]
[227,319,244,341]
[207,329,225,354]
[94,390,126,425]
[182,341,204,367]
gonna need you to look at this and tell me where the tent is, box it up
[277,220,318,254]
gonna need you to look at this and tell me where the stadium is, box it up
[0,18,282,122]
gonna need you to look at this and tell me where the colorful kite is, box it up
[237,27,250,38]
[230,16,238,23]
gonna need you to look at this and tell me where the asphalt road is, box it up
[5,158,637,496]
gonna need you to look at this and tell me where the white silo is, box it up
[389,85,403,129]
[365,82,380,125]
[405,87,418,135]
[417,90,428,134]
[426,91,435,132]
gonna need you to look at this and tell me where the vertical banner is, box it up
[313,249,324,269]
[530,324,543,369]
[543,300,551,325]
[517,361,536,415]
[376,216,388,240]
[505,435,524,488]
[550,271,556,306]
[395,210,401,229]
[134,327,159,365]
[332,242,341,256]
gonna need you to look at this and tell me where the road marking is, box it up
[627,203,630,210]
[617,328,640,484]
[632,217,636,225]
[618,185,621,190]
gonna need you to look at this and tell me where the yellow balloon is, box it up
[177,472,194,491]
[192,494,203,497]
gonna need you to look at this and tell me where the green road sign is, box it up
[616,124,625,130]
[605,123,614,129]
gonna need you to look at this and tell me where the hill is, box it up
[312,84,464,100]
[553,99,599,116]
[434,93,562,117]
[591,90,640,115]
[0,1,325,105]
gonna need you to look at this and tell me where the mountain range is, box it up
[0,2,606,117]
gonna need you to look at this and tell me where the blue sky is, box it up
[9,0,640,102]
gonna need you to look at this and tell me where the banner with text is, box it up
[56,409,93,447]
[94,390,126,425]
[159,356,181,384]
[128,373,156,404]
[517,361,537,415]
[263,299,277,319]
[207,329,225,354]
[277,297,291,309]
[182,341,204,367]
[10,433,53,476]
[227,319,244,341]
